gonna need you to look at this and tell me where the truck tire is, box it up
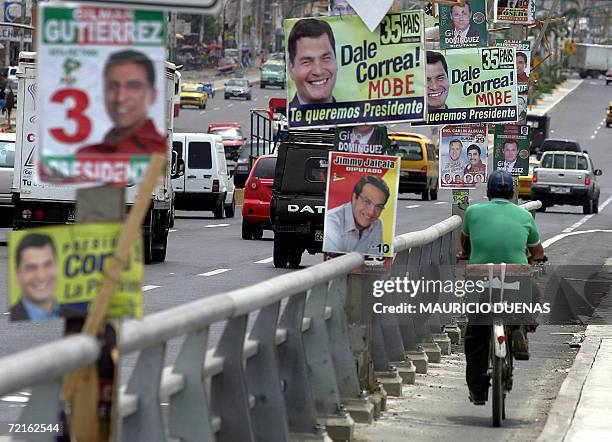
[225,197,235,218]
[421,189,431,201]
[583,198,593,214]
[288,247,303,269]
[241,219,252,240]
[213,197,225,219]
[273,236,289,268]
[144,233,153,264]
[593,197,599,214]
[152,232,168,262]
[430,182,438,200]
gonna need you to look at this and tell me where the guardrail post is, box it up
[168,328,215,442]
[404,246,429,373]
[121,343,166,442]
[210,315,255,442]
[18,381,62,440]
[303,283,355,441]
[426,237,444,333]
[245,302,291,442]
[277,292,328,440]
[326,276,375,424]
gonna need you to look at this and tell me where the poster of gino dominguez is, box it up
[8,223,144,322]
[422,47,519,126]
[37,4,166,185]
[494,0,536,24]
[439,124,488,189]
[284,11,426,129]
[323,152,400,258]
[493,124,530,176]
[439,0,488,49]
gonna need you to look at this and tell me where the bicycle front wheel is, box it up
[492,354,504,427]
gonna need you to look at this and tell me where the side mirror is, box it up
[594,169,603,176]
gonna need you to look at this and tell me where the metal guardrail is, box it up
[0,201,542,441]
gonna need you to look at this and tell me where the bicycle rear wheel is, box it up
[492,354,504,427]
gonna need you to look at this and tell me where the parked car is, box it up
[536,138,582,160]
[531,151,602,214]
[180,83,207,109]
[260,61,286,89]
[0,132,15,208]
[207,122,246,161]
[242,154,277,240]
[224,78,252,100]
[217,57,237,75]
[518,158,540,199]
[388,132,439,200]
[172,132,235,219]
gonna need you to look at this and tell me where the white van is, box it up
[0,132,15,207]
[172,132,235,218]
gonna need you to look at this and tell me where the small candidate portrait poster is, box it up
[439,124,488,189]
[323,152,400,258]
[494,0,536,24]
[37,4,167,185]
[439,0,487,49]
[284,11,426,129]
[493,124,530,176]
[497,39,530,123]
[334,125,391,155]
[8,223,143,321]
[421,47,518,126]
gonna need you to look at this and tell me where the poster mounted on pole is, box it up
[496,39,530,124]
[493,0,536,24]
[493,124,530,176]
[439,124,488,189]
[284,11,426,129]
[36,4,167,185]
[439,0,488,49]
[419,47,518,126]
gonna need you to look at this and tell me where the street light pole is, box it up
[238,0,244,68]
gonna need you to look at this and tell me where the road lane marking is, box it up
[590,135,595,139]
[1,395,29,403]
[2,311,9,315]
[228,104,233,107]
[255,257,274,263]
[199,111,206,115]
[406,205,421,209]
[169,229,177,232]
[434,201,447,205]
[543,230,612,248]
[205,223,230,228]
[143,285,160,292]
[213,107,220,110]
[558,194,612,234]
[199,268,231,277]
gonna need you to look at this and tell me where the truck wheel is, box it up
[583,199,593,214]
[241,219,252,240]
[143,233,153,264]
[224,197,235,218]
[288,247,303,269]
[273,236,289,268]
[593,198,599,214]
[252,226,264,240]
[152,232,168,263]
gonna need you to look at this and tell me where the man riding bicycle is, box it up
[459,170,545,405]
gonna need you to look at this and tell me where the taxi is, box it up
[180,83,208,109]
[518,158,540,199]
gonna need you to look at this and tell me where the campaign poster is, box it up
[493,124,530,176]
[8,223,144,321]
[420,47,518,126]
[37,5,167,185]
[494,0,536,24]
[439,124,488,189]
[334,125,391,154]
[323,152,400,258]
[439,0,487,49]
[497,39,530,123]
[284,11,426,129]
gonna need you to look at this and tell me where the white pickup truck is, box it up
[531,151,602,214]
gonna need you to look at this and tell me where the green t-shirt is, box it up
[462,199,541,264]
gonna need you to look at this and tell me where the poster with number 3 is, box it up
[37,4,166,185]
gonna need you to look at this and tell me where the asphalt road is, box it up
[1,76,611,439]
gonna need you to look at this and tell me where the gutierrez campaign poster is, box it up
[284,11,426,129]
[494,0,536,24]
[334,125,391,154]
[493,124,530,176]
[8,223,143,321]
[422,47,518,126]
[37,5,167,185]
[439,124,488,189]
[439,0,488,49]
[323,152,400,258]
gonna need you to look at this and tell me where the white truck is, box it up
[12,52,184,263]
[569,43,612,79]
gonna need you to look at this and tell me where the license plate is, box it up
[67,207,76,221]
[314,230,324,242]
[551,186,570,194]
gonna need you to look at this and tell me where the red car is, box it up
[208,122,246,160]
[242,154,277,240]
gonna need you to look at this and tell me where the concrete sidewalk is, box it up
[528,78,583,117]
[537,260,612,441]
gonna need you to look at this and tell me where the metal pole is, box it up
[238,0,244,69]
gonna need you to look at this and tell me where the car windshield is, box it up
[253,157,276,179]
[263,64,284,72]
[228,79,248,87]
[391,140,423,161]
[0,141,15,168]
[182,84,203,92]
[211,127,243,139]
